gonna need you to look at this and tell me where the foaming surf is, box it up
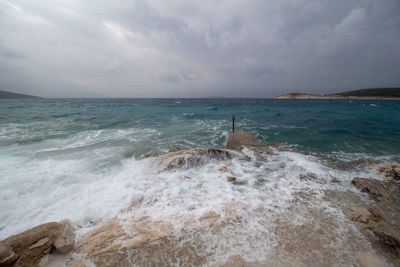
[71,144,385,266]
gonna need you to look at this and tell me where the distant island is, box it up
[0,90,40,99]
[276,88,400,100]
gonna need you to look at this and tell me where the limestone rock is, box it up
[28,238,50,250]
[0,220,76,266]
[358,252,390,267]
[78,217,174,258]
[0,243,18,266]
[322,158,377,171]
[219,255,264,267]
[1,222,61,266]
[78,204,239,266]
[220,255,305,267]
[351,176,400,257]
[68,263,86,267]
[198,211,220,229]
[151,148,233,171]
[227,176,236,182]
[330,177,340,183]
[218,166,234,176]
[347,207,372,224]
[352,177,394,200]
[226,131,264,150]
[378,162,400,182]
[218,166,237,182]
[54,220,75,254]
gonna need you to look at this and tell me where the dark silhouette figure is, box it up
[232,115,235,132]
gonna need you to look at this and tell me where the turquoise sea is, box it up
[1,98,399,159]
[1,98,399,265]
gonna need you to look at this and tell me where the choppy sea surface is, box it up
[1,98,400,265]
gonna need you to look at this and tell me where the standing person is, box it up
[232,115,235,132]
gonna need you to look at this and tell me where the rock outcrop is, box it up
[378,162,400,183]
[0,220,75,267]
[225,131,264,150]
[78,217,174,259]
[77,204,238,266]
[350,163,400,257]
[218,166,237,183]
[147,148,234,171]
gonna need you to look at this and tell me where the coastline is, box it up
[1,131,399,266]
[275,94,400,100]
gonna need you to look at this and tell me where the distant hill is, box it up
[0,90,40,99]
[335,88,400,97]
[276,88,400,99]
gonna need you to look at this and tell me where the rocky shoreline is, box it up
[1,131,400,266]
[349,162,400,259]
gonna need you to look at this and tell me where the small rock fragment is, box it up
[218,166,234,176]
[240,155,252,162]
[347,207,371,224]
[218,166,237,183]
[227,176,237,182]
[330,177,340,183]
[54,220,75,254]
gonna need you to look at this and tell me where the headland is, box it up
[276,88,400,100]
[0,90,40,99]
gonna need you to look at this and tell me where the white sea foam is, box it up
[0,138,384,264]
[39,128,159,151]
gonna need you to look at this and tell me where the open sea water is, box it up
[1,98,400,264]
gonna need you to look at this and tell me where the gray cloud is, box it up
[159,73,180,83]
[0,0,399,97]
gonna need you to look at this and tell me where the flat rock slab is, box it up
[226,131,264,150]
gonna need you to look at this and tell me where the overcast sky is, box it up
[0,0,399,98]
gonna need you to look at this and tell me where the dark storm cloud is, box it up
[0,0,399,97]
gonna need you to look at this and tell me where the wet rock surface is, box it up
[351,164,400,258]
[78,217,174,259]
[379,163,400,182]
[77,204,238,266]
[147,147,234,171]
[226,131,264,150]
